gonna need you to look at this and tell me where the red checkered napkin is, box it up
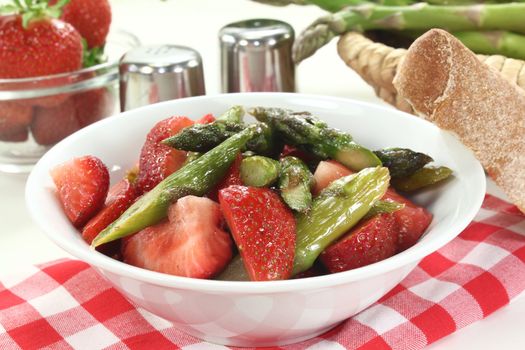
[1,194,524,350]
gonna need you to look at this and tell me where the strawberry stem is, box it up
[2,0,71,28]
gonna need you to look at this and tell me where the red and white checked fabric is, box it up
[1,194,524,350]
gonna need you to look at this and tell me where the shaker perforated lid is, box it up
[219,19,295,93]
[119,45,205,111]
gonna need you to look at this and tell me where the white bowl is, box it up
[26,93,485,347]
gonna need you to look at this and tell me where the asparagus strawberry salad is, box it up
[50,106,452,281]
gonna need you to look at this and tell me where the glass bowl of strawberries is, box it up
[0,0,139,173]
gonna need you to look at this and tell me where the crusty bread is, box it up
[393,29,525,213]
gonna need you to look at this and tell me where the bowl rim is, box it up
[25,92,486,294]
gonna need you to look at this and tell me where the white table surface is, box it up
[1,0,524,349]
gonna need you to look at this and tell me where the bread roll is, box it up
[393,29,524,212]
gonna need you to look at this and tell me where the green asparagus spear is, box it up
[392,166,452,192]
[182,151,202,166]
[453,31,525,60]
[250,107,381,171]
[240,155,281,187]
[246,122,283,156]
[162,121,245,152]
[364,200,405,220]
[216,255,250,281]
[293,3,525,62]
[374,148,433,179]
[252,0,523,12]
[162,106,245,152]
[92,124,262,247]
[293,166,390,274]
[217,105,245,123]
[278,156,315,213]
[385,29,525,61]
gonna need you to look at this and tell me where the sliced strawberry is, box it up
[312,160,354,195]
[384,189,433,252]
[0,101,32,142]
[122,196,233,278]
[208,153,243,201]
[31,99,81,145]
[196,113,216,124]
[51,155,109,227]
[82,177,139,245]
[320,213,398,273]
[219,186,296,281]
[136,116,194,193]
[73,88,115,127]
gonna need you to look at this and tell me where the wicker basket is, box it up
[337,32,525,114]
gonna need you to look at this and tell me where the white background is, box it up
[1,0,524,349]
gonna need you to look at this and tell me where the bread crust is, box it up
[393,29,525,212]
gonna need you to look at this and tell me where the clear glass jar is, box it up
[0,30,140,173]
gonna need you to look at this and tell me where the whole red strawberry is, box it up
[50,0,111,48]
[0,8,83,79]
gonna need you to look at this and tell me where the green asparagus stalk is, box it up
[364,200,405,220]
[293,3,525,62]
[162,122,245,152]
[252,0,523,12]
[278,156,315,213]
[246,122,283,156]
[293,166,390,274]
[182,151,202,166]
[453,30,525,60]
[250,107,381,171]
[162,106,245,152]
[374,148,433,179]
[386,29,525,60]
[218,105,245,123]
[92,124,262,247]
[392,166,452,192]
[240,155,281,187]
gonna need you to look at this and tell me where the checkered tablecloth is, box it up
[1,194,524,350]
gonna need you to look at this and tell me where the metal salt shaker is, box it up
[219,19,295,93]
[119,45,206,111]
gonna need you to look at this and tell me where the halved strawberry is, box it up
[312,160,354,195]
[0,101,32,142]
[51,155,109,227]
[136,116,194,193]
[122,196,233,278]
[219,186,296,281]
[208,153,243,201]
[31,99,81,145]
[320,213,398,273]
[384,189,433,252]
[196,113,215,124]
[82,177,139,245]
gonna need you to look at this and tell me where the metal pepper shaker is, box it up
[119,45,206,111]
[219,19,295,93]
